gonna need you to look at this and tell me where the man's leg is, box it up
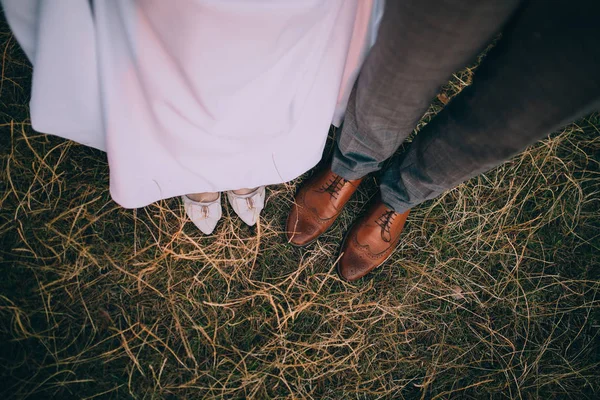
[339,0,600,281]
[331,0,521,180]
[379,0,600,214]
[287,0,520,247]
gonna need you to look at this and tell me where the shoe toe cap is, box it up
[338,247,372,282]
[191,218,218,235]
[237,208,260,226]
[286,207,319,246]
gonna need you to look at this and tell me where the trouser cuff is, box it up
[380,184,412,214]
[330,144,374,180]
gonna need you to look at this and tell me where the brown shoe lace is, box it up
[317,174,348,200]
[375,210,397,242]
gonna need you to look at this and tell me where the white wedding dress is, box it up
[2,0,383,208]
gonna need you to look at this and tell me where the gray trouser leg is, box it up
[379,0,600,212]
[331,0,521,180]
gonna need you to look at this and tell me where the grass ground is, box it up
[1,14,599,400]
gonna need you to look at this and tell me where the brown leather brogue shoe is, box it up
[286,168,362,247]
[338,200,409,281]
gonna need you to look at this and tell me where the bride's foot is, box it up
[182,192,222,235]
[227,186,266,226]
[186,192,220,203]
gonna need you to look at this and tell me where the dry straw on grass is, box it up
[1,19,599,400]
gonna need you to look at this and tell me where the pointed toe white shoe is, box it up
[182,193,222,235]
[226,186,266,226]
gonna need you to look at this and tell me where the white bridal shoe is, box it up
[182,193,223,235]
[226,186,266,226]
